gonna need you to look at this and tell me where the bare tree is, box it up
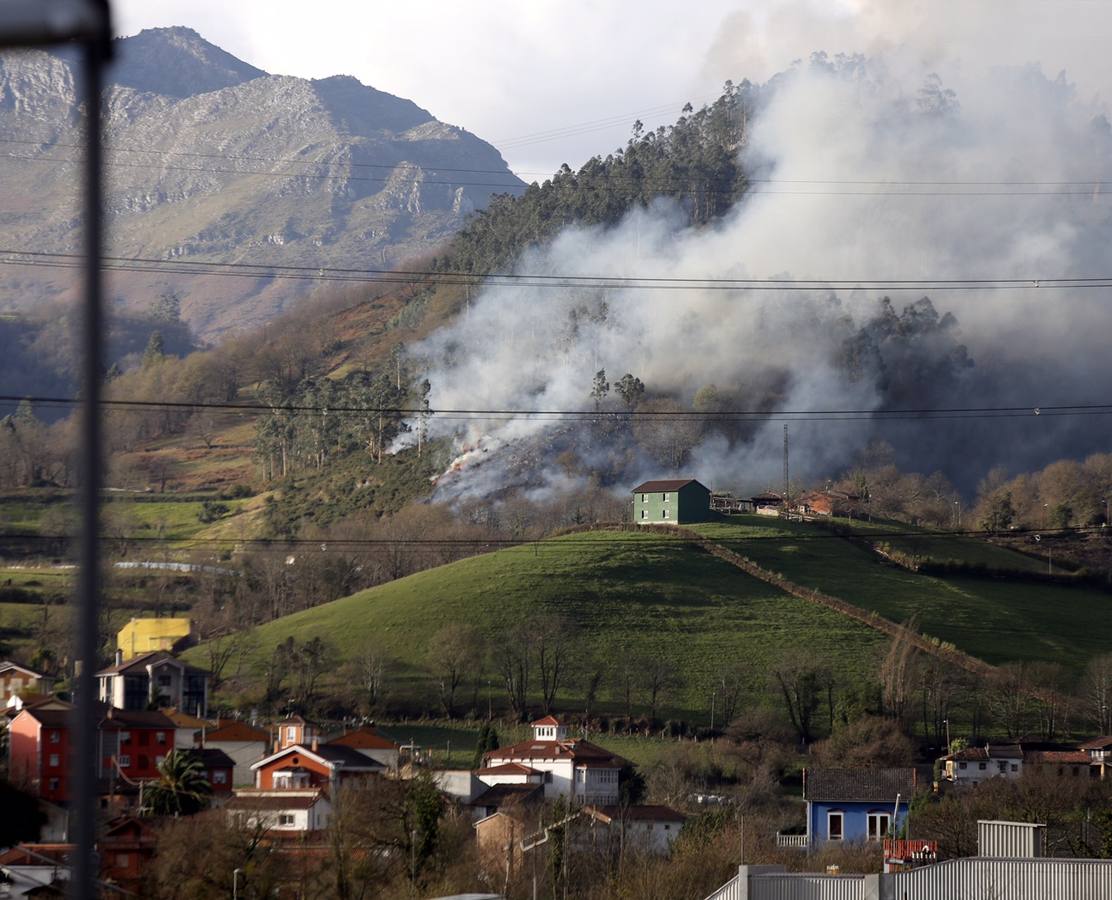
[535,615,574,715]
[1083,653,1112,734]
[987,663,1035,739]
[642,655,681,726]
[772,653,823,745]
[491,624,535,720]
[428,624,483,718]
[878,618,920,723]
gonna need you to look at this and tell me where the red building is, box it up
[7,701,178,802]
[184,747,236,796]
[98,816,158,894]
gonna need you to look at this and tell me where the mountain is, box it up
[0,27,524,338]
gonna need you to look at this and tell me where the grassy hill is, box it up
[186,516,1112,723]
[188,529,889,719]
[695,517,1112,675]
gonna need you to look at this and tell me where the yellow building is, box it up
[117,617,192,661]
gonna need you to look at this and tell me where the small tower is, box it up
[530,716,567,741]
[276,715,318,751]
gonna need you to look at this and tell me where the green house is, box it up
[631,479,712,524]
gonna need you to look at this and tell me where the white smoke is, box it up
[410,44,1112,501]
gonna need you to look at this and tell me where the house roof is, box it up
[202,720,270,743]
[584,804,686,824]
[251,742,385,772]
[948,744,1024,762]
[97,706,176,730]
[328,725,399,751]
[0,844,74,866]
[162,708,208,729]
[226,793,324,811]
[1078,736,1112,751]
[485,737,625,767]
[469,783,544,809]
[0,660,45,679]
[804,768,918,803]
[1028,750,1091,765]
[278,714,310,726]
[183,747,236,769]
[751,492,784,503]
[531,715,562,727]
[95,650,208,677]
[476,763,542,776]
[16,707,73,728]
[631,478,707,493]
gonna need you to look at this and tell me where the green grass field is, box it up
[188,530,888,718]
[696,518,1112,674]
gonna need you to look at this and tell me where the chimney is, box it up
[114,648,123,667]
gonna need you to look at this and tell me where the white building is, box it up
[480,717,625,805]
[941,743,1024,786]
[197,720,271,786]
[225,789,332,833]
[581,805,686,855]
[326,724,401,770]
[95,650,209,718]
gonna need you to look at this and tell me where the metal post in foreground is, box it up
[71,5,112,899]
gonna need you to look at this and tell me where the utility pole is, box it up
[783,425,790,509]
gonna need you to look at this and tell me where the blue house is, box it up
[804,768,917,846]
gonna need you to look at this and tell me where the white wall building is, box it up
[480,717,624,805]
[225,789,331,833]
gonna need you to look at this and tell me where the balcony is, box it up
[883,838,938,862]
[775,832,808,848]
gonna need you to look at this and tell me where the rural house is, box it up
[0,661,54,704]
[96,650,210,718]
[581,804,686,855]
[631,478,711,524]
[801,768,917,847]
[195,719,270,786]
[116,617,193,661]
[251,739,385,789]
[326,724,401,770]
[480,716,626,805]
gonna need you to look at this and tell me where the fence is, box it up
[776,832,809,848]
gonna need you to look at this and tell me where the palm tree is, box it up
[141,750,212,816]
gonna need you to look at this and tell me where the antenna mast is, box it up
[783,425,790,508]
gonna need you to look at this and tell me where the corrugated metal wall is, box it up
[750,874,871,900]
[977,820,1046,858]
[883,857,1112,899]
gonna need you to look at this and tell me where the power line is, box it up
[4,248,1112,292]
[2,393,1109,421]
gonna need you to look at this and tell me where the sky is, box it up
[113,1,1112,178]
[108,0,823,176]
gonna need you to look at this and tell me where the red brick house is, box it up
[98,816,157,894]
[183,747,236,796]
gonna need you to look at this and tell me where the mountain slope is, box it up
[0,28,524,339]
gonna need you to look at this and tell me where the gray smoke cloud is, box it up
[409,41,1112,502]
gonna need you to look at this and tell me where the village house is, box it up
[0,843,73,897]
[0,661,54,705]
[95,650,210,718]
[480,717,626,805]
[275,714,319,751]
[796,489,864,518]
[251,738,385,789]
[182,747,236,798]
[580,804,686,855]
[799,768,917,848]
[116,617,193,661]
[469,782,545,822]
[751,491,785,516]
[226,789,332,835]
[1079,736,1112,778]
[195,719,271,786]
[942,743,1025,786]
[630,479,712,524]
[326,724,401,770]
[97,816,158,895]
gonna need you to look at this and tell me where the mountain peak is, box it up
[110,26,266,98]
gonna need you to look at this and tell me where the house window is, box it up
[1010,764,1018,772]
[48,778,59,791]
[661,493,668,502]
[213,770,227,784]
[640,509,647,519]
[661,509,669,519]
[49,731,60,744]
[978,762,987,770]
[120,731,131,744]
[154,755,165,768]
[959,762,967,770]
[997,761,1007,773]
[287,727,296,742]
[641,493,647,502]
[278,814,295,826]
[867,813,891,841]
[119,755,131,768]
[827,811,844,841]
[139,755,149,769]
[116,853,130,867]
[49,754,60,767]
[157,731,167,744]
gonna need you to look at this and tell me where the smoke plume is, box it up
[410,41,1112,501]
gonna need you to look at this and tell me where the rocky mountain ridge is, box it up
[0,27,523,338]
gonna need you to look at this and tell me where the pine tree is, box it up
[143,330,166,368]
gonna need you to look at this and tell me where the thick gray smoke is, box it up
[409,49,1112,501]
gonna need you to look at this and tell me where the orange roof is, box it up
[1029,750,1091,764]
[486,737,625,767]
[531,715,561,727]
[203,721,270,743]
[476,762,541,776]
[328,725,399,751]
